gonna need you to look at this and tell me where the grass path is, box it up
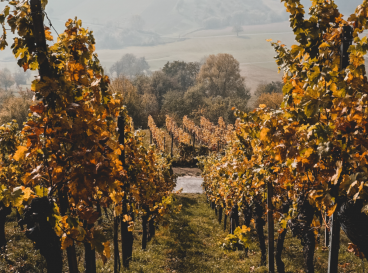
[121,193,260,273]
[2,193,367,272]
[116,194,367,273]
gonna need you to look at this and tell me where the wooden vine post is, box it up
[30,0,50,79]
[150,130,152,145]
[142,206,148,250]
[30,1,79,272]
[119,114,134,268]
[218,206,222,224]
[325,214,329,247]
[327,25,353,273]
[113,116,121,273]
[267,182,274,273]
[84,222,97,273]
[113,215,120,272]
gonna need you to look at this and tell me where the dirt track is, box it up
[174,176,204,194]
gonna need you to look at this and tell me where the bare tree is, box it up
[233,24,243,37]
[110,54,150,79]
[0,68,15,90]
[13,69,31,87]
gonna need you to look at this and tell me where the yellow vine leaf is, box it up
[13,146,27,161]
[45,28,53,41]
[103,241,111,259]
[327,203,338,217]
[61,234,73,250]
[260,128,270,141]
[22,187,33,201]
[34,185,48,197]
[123,214,132,222]
[128,224,134,232]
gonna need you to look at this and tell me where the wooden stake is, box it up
[114,216,120,272]
[142,213,148,250]
[328,213,340,273]
[325,214,329,247]
[218,206,223,224]
[268,182,275,273]
[328,26,352,272]
[30,0,51,80]
[119,115,134,268]
[224,214,227,232]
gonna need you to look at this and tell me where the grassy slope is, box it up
[2,194,367,272]
[119,194,367,273]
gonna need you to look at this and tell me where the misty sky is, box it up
[0,0,366,87]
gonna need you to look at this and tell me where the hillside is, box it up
[0,0,366,91]
[44,0,285,36]
[43,0,363,37]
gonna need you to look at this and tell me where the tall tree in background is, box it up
[150,71,179,107]
[110,53,150,78]
[197,54,250,99]
[162,61,200,91]
[254,81,283,97]
[109,76,159,129]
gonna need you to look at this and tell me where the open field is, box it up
[1,1,367,98]
[97,22,294,92]
[0,20,292,93]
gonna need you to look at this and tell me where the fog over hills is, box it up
[1,0,364,52]
[35,0,364,51]
[0,0,366,88]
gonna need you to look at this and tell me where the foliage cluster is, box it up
[0,0,179,270]
[199,0,368,270]
[109,54,251,129]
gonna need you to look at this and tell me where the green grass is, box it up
[100,194,367,273]
[1,194,367,272]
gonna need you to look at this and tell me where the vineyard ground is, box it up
[173,167,202,177]
[1,193,367,272]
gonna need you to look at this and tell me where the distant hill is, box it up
[0,0,365,69]
[45,0,286,35]
[41,0,365,50]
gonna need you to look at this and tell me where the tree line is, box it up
[108,53,283,130]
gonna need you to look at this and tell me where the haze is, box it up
[0,0,364,91]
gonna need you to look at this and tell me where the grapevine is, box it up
[148,115,166,151]
[165,115,191,145]
[0,1,178,271]
[199,0,368,270]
